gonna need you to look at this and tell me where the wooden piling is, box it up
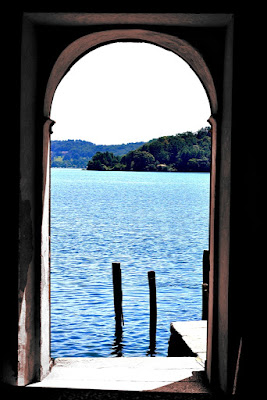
[112,262,123,335]
[148,270,157,354]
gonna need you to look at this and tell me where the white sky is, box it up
[50,42,211,145]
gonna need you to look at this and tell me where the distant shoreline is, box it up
[51,167,210,173]
[51,127,211,172]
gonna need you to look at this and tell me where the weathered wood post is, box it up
[202,250,209,320]
[112,262,123,336]
[148,270,157,355]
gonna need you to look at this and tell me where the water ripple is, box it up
[51,170,210,358]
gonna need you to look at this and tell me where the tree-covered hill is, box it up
[51,140,145,168]
[87,127,211,172]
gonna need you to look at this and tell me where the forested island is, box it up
[87,127,211,172]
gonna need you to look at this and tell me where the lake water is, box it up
[51,169,210,358]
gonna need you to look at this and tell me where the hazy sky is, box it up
[50,42,211,145]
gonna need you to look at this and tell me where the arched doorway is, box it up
[42,27,218,374]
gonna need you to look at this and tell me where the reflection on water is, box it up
[111,327,157,357]
[147,340,157,357]
[111,326,124,357]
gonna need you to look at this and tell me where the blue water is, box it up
[51,169,210,358]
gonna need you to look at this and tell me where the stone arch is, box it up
[43,29,217,119]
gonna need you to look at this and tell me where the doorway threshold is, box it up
[27,357,204,391]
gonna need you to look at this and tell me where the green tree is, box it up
[87,151,122,170]
[131,150,156,171]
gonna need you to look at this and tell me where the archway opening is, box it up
[49,41,212,359]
